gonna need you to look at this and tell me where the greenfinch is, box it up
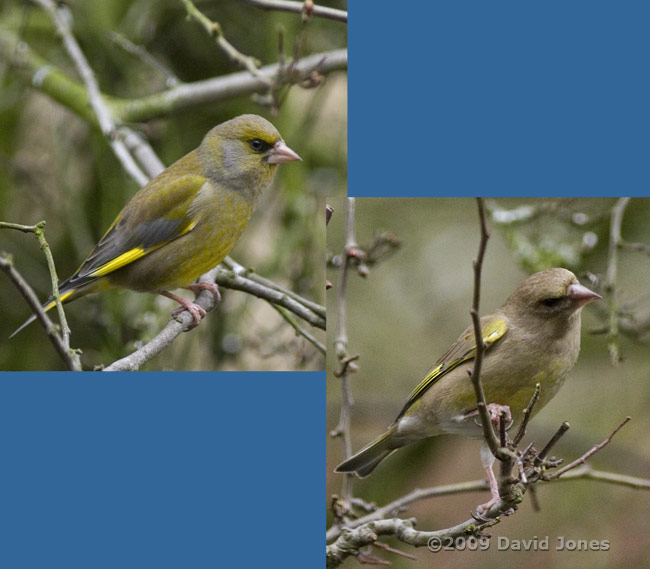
[12,114,300,336]
[336,268,601,508]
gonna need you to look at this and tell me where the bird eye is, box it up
[541,297,562,308]
[249,139,269,153]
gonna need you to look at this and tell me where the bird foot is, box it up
[185,281,221,302]
[474,496,501,518]
[162,291,207,329]
[474,500,515,519]
[486,403,512,426]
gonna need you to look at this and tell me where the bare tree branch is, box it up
[544,416,631,480]
[467,197,502,455]
[32,0,149,185]
[0,26,346,124]
[245,0,348,23]
[326,414,646,568]
[331,198,358,503]
[180,0,271,85]
[0,248,81,371]
[103,265,324,371]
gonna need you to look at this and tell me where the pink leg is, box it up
[184,281,221,302]
[475,443,501,514]
[161,291,206,328]
[486,403,512,426]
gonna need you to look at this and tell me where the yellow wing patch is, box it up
[89,247,148,277]
[86,219,198,279]
[397,317,508,418]
[482,318,508,344]
[42,289,77,312]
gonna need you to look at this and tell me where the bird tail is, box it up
[9,277,105,338]
[335,429,397,478]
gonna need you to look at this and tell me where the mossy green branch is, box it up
[0,26,347,124]
[0,28,100,126]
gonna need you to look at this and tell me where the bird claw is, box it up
[185,282,221,302]
[486,403,512,426]
[171,302,206,329]
[161,282,221,329]
[162,290,209,329]
[473,499,515,520]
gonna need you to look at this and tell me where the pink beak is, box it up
[568,282,601,308]
[268,140,302,164]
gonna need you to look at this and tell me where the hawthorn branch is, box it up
[604,197,630,364]
[544,416,631,480]
[326,415,647,567]
[331,198,359,503]
[327,516,498,568]
[326,479,490,542]
[467,197,502,456]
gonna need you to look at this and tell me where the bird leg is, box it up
[161,290,207,328]
[184,281,221,302]
[162,283,220,328]
[476,443,501,514]
[486,403,512,428]
[474,404,512,515]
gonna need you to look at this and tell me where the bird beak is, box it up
[568,282,601,308]
[268,140,302,164]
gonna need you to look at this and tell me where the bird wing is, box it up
[395,316,508,420]
[61,172,206,291]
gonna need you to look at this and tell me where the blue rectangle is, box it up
[0,372,324,569]
[350,2,650,196]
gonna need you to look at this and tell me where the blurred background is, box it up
[0,0,347,370]
[327,197,650,568]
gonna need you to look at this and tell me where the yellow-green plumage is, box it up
[336,268,601,478]
[12,114,300,336]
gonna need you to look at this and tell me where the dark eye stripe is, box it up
[250,138,272,153]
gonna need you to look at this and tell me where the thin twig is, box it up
[272,304,325,354]
[512,383,541,446]
[1,220,81,361]
[604,197,631,365]
[331,197,358,502]
[534,421,570,466]
[116,127,165,178]
[107,31,180,87]
[180,0,271,85]
[467,197,501,455]
[0,252,81,370]
[222,257,325,319]
[213,266,324,329]
[245,0,348,22]
[619,240,650,255]
[546,417,631,480]
[554,464,650,489]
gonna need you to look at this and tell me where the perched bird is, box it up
[12,114,300,337]
[336,268,601,510]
